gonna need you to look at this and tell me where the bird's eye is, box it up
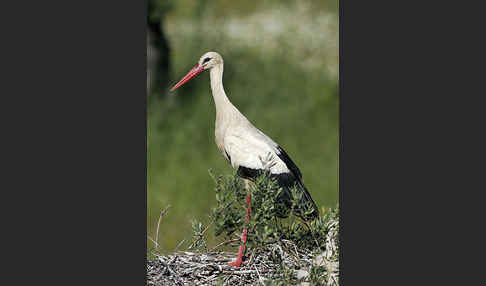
[203,57,211,64]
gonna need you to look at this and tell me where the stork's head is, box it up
[170,51,223,92]
[199,51,223,70]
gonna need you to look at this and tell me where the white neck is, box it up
[209,64,235,120]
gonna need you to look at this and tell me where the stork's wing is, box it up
[251,127,303,180]
[224,134,286,174]
[224,126,302,177]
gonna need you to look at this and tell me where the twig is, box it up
[196,274,218,285]
[148,236,159,249]
[209,238,240,252]
[174,239,186,252]
[223,269,269,275]
[281,240,301,267]
[247,248,257,265]
[201,221,212,236]
[254,265,265,285]
[155,205,171,250]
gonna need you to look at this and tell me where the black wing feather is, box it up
[275,146,302,180]
[275,146,319,219]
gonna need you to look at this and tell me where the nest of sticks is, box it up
[146,217,338,286]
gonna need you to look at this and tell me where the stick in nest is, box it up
[254,265,265,285]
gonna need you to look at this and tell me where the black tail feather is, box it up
[237,166,319,220]
[295,180,320,220]
[272,173,319,220]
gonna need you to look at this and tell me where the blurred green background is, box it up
[147,0,338,252]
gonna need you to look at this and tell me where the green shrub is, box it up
[209,170,338,253]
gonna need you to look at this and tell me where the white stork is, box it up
[170,52,319,267]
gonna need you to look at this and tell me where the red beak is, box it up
[170,64,204,92]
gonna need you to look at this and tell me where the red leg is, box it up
[228,191,252,268]
[246,191,251,219]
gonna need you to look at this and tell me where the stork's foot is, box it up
[228,254,247,268]
[228,243,247,268]
[228,257,245,268]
